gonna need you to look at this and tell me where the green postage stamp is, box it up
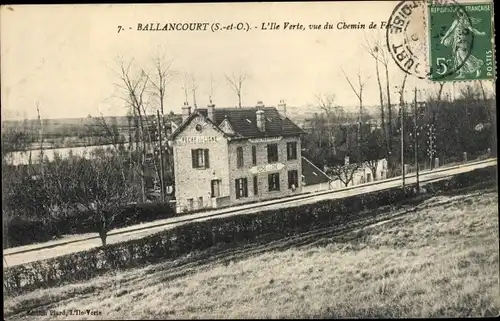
[428,1,496,81]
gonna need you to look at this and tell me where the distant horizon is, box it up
[1,103,388,122]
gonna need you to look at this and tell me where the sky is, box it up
[1,1,494,120]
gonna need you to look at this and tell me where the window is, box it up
[187,198,194,211]
[237,146,244,168]
[235,178,248,199]
[253,175,258,196]
[268,173,280,191]
[252,146,257,166]
[288,170,298,189]
[191,149,210,169]
[287,142,298,160]
[267,143,278,163]
[211,179,221,198]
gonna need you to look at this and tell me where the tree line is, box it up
[1,45,496,247]
[301,81,496,186]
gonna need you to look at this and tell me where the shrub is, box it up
[5,202,176,248]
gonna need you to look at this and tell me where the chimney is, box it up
[207,101,215,122]
[278,100,287,117]
[256,100,265,108]
[256,109,266,132]
[181,102,191,123]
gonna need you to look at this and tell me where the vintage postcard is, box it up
[2,1,497,319]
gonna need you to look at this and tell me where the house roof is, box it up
[301,156,331,186]
[169,111,229,140]
[171,107,305,140]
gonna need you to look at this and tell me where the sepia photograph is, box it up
[1,1,498,319]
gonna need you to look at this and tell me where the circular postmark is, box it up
[386,0,475,80]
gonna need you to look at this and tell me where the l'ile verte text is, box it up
[261,21,394,31]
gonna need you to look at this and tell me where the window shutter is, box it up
[191,149,196,168]
[244,178,248,197]
[235,179,240,199]
[253,176,258,195]
[288,171,292,188]
[276,174,280,190]
[204,149,210,168]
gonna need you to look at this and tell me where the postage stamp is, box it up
[428,1,496,81]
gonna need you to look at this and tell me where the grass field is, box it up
[4,187,499,319]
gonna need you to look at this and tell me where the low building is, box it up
[301,156,332,193]
[170,102,306,213]
[329,158,388,189]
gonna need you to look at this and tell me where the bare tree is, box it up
[427,82,444,124]
[85,114,122,148]
[85,114,128,182]
[314,93,346,150]
[148,52,173,115]
[363,34,386,148]
[315,93,347,121]
[341,67,370,117]
[316,93,337,117]
[66,151,139,246]
[325,162,362,187]
[362,33,394,167]
[225,71,249,108]
[113,58,150,202]
[341,67,370,162]
[146,53,176,193]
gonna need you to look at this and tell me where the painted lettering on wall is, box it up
[249,162,285,174]
[248,136,283,144]
[178,136,220,144]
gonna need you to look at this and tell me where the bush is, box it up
[4,165,496,295]
[5,202,176,248]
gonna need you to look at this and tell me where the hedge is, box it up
[5,202,176,248]
[4,165,497,296]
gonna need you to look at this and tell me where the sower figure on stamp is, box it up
[440,10,487,79]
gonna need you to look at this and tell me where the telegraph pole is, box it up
[157,110,166,202]
[395,85,406,187]
[413,87,420,191]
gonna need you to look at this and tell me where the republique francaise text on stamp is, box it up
[428,1,495,81]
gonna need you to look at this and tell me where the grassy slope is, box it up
[4,188,499,319]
